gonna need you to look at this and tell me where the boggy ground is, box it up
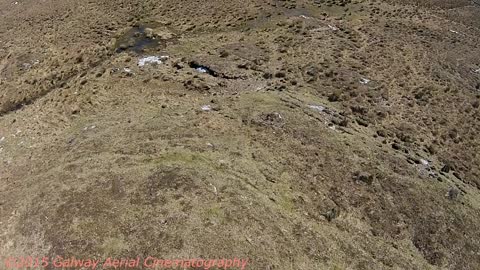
[0,0,480,269]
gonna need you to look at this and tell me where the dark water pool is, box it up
[115,25,160,53]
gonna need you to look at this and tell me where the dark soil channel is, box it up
[115,25,161,53]
[188,61,218,77]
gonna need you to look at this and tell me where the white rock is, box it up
[138,56,168,67]
[209,183,218,195]
[201,105,212,111]
[83,125,96,131]
[309,105,325,112]
[328,25,338,31]
[360,78,371,85]
[196,67,208,73]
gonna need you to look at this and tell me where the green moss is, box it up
[152,151,210,166]
[277,181,295,213]
[99,237,129,257]
[204,205,226,223]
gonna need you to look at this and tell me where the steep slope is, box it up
[0,0,479,269]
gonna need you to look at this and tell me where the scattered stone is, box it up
[420,159,429,166]
[123,67,133,76]
[328,24,338,31]
[83,125,96,131]
[110,67,120,74]
[209,183,218,195]
[359,78,371,85]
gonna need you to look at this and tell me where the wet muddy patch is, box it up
[114,24,173,53]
